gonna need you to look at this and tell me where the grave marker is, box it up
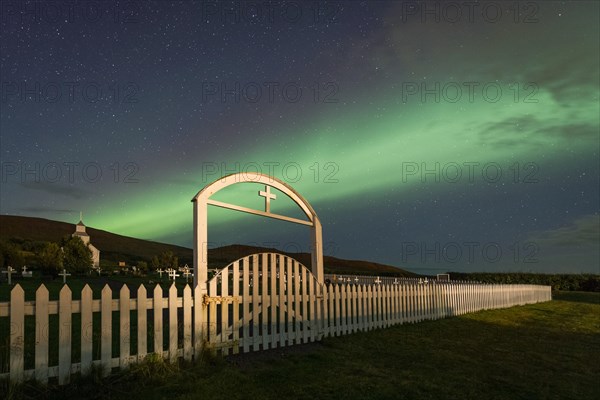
[2,266,15,284]
[59,269,71,284]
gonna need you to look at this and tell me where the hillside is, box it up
[0,215,416,277]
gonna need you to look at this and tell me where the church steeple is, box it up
[72,211,100,268]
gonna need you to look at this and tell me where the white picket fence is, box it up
[0,253,552,385]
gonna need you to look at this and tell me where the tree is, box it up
[159,251,178,269]
[151,255,160,270]
[38,242,63,276]
[0,241,25,269]
[137,261,148,275]
[61,236,93,274]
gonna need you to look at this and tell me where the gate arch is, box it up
[192,172,324,288]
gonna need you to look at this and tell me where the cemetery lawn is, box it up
[7,291,600,400]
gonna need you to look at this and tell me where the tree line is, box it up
[447,272,600,292]
[0,237,181,277]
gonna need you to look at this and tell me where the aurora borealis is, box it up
[1,1,598,274]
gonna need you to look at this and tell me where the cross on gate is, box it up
[258,185,277,213]
[2,266,15,285]
[59,269,71,284]
[157,268,164,278]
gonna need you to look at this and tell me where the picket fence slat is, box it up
[120,285,131,369]
[169,285,178,362]
[278,257,286,346]
[252,255,260,352]
[153,285,163,359]
[35,285,49,383]
[10,284,25,383]
[101,285,112,378]
[183,285,193,361]
[138,285,147,361]
[232,261,240,355]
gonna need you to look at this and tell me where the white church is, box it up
[72,216,100,268]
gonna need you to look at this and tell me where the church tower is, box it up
[72,213,100,268]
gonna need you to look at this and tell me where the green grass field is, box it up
[3,291,598,400]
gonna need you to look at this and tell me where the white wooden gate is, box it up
[204,252,322,354]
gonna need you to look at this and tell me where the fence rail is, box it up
[0,256,552,385]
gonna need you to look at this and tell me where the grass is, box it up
[2,291,598,400]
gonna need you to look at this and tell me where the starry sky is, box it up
[1,1,598,275]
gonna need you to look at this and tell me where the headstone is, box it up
[21,265,33,278]
[157,268,164,278]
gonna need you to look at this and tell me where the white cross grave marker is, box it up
[393,278,399,285]
[374,276,382,285]
[259,185,277,212]
[157,268,164,278]
[2,266,15,285]
[169,268,180,281]
[182,266,192,283]
[59,269,71,284]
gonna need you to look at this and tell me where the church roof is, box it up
[77,220,85,226]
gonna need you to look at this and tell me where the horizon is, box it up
[1,2,598,275]
[1,213,598,276]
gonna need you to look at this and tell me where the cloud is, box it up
[19,182,89,199]
[475,116,599,149]
[18,207,75,214]
[528,214,600,248]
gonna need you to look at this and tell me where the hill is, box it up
[0,215,416,277]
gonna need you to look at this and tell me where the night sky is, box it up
[1,1,598,275]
